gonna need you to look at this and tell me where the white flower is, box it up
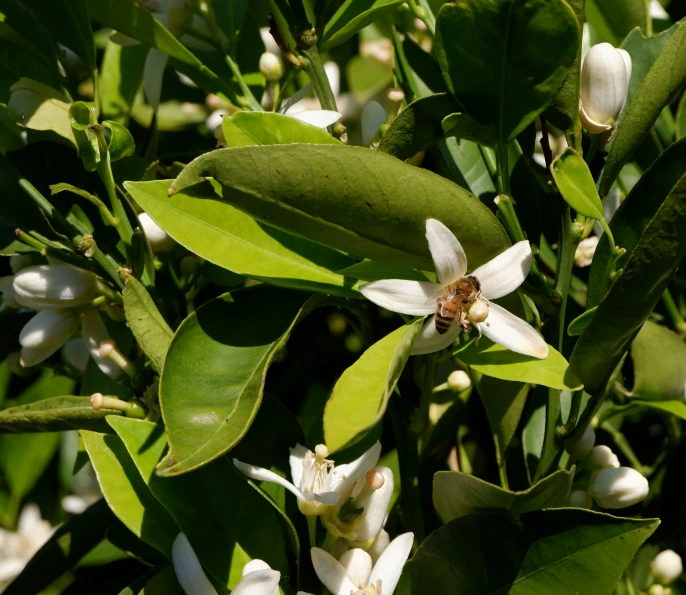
[566,426,595,460]
[234,442,381,516]
[311,532,413,595]
[652,550,683,586]
[13,265,96,310]
[565,490,593,509]
[360,219,549,358]
[139,212,176,252]
[579,43,632,133]
[574,236,600,268]
[172,533,218,595]
[259,52,284,82]
[19,309,80,367]
[586,445,620,470]
[447,370,471,392]
[591,467,649,509]
[0,504,54,589]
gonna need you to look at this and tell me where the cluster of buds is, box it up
[565,428,649,510]
[230,442,413,595]
[0,263,124,377]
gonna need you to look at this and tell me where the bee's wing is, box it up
[425,286,449,306]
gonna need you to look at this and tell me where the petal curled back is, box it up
[172,533,218,595]
[289,444,309,489]
[331,441,382,496]
[232,569,281,595]
[471,241,532,300]
[476,303,549,359]
[359,280,440,316]
[411,315,461,355]
[233,459,303,501]
[311,548,359,595]
[368,532,414,594]
[290,110,342,128]
[425,219,468,285]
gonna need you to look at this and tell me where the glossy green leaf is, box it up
[158,287,317,476]
[21,0,96,71]
[320,0,404,50]
[551,148,604,219]
[324,319,422,452]
[599,20,686,197]
[103,120,136,162]
[589,139,686,308]
[397,509,658,595]
[7,78,76,145]
[474,373,530,456]
[567,307,596,336]
[630,321,686,401]
[392,28,448,98]
[347,54,393,102]
[221,111,340,147]
[122,277,173,374]
[2,500,118,595]
[621,19,684,105]
[87,0,242,102]
[455,339,582,390]
[170,144,511,271]
[125,180,359,298]
[110,417,292,589]
[601,399,686,423]
[435,0,579,144]
[100,41,148,124]
[433,469,573,523]
[571,143,686,394]
[585,0,647,46]
[0,396,122,433]
[336,260,430,282]
[69,101,101,172]
[439,137,497,202]
[442,113,498,147]
[82,429,179,559]
[677,90,686,139]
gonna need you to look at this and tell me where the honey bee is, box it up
[433,276,481,334]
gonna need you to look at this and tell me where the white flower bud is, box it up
[13,265,96,309]
[20,309,79,350]
[591,467,649,509]
[651,550,683,585]
[447,370,471,392]
[649,585,671,595]
[565,490,593,509]
[574,236,600,268]
[348,466,394,547]
[241,560,279,595]
[467,299,489,323]
[206,109,226,134]
[580,43,632,133]
[62,338,90,372]
[259,52,284,82]
[139,213,175,253]
[566,427,596,460]
[81,310,121,379]
[587,445,620,470]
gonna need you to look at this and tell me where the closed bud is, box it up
[13,265,96,309]
[580,43,632,133]
[259,52,284,82]
[591,467,649,509]
[651,550,683,585]
[20,309,79,351]
[81,310,121,379]
[447,370,471,392]
[587,445,620,470]
[139,213,176,253]
[565,489,593,509]
[566,427,595,460]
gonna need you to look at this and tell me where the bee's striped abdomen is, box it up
[435,300,458,334]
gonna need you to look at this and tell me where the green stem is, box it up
[602,422,646,473]
[661,287,686,334]
[389,394,425,542]
[552,208,582,350]
[535,387,563,481]
[225,54,263,111]
[563,388,585,435]
[497,142,512,196]
[585,133,602,166]
[412,353,439,435]
[495,439,509,489]
[407,0,436,34]
[307,515,317,549]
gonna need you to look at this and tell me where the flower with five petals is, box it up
[360,219,548,359]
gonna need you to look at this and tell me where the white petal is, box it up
[20,344,63,367]
[232,569,281,595]
[410,315,461,356]
[471,241,532,300]
[233,459,303,501]
[19,310,79,349]
[425,219,467,285]
[81,310,122,378]
[280,83,314,114]
[368,532,414,594]
[290,109,342,128]
[361,101,386,146]
[172,533,218,595]
[242,560,272,576]
[18,503,42,535]
[476,303,549,359]
[352,466,394,543]
[314,491,341,506]
[331,441,382,496]
[339,549,373,587]
[368,529,391,564]
[289,444,309,490]
[144,49,169,110]
[617,49,632,91]
[311,548,358,595]
[359,280,441,316]
[325,61,341,98]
